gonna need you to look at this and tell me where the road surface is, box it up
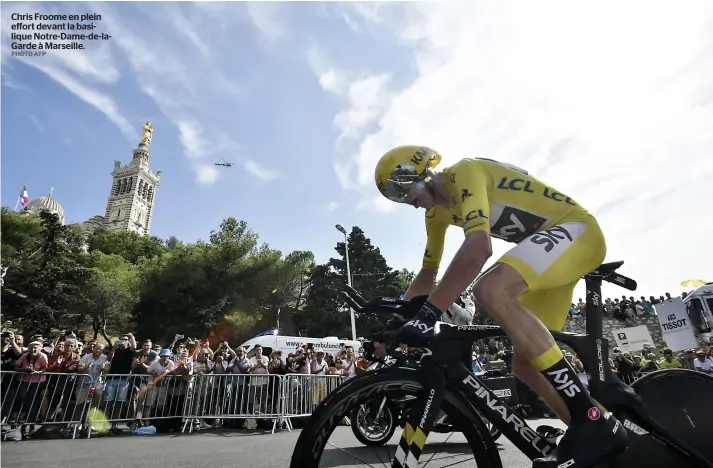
[2,419,564,468]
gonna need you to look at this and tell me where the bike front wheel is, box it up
[290,366,501,468]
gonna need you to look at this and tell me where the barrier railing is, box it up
[0,368,657,440]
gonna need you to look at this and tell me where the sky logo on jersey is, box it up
[529,226,573,252]
[406,320,435,334]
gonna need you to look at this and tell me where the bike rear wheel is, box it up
[290,367,501,468]
[611,369,713,468]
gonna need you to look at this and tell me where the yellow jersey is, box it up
[422,158,593,269]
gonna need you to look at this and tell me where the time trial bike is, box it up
[290,260,713,468]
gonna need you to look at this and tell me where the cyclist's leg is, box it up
[474,218,627,466]
[510,283,576,424]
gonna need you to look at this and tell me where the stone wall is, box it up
[562,314,664,349]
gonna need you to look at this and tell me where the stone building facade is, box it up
[103,122,161,236]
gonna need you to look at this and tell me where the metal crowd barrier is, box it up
[181,373,288,434]
[0,368,656,440]
[0,370,348,439]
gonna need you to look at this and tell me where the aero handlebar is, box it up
[338,261,636,316]
[338,284,409,314]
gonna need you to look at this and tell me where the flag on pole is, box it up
[19,185,29,207]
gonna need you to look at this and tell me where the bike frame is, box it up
[391,263,712,467]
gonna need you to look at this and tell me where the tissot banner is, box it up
[654,297,697,351]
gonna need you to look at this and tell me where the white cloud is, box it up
[25,61,135,140]
[195,163,220,185]
[244,160,283,181]
[246,2,285,40]
[327,201,340,212]
[172,12,211,57]
[315,1,713,295]
[1,71,30,91]
[177,120,213,160]
[24,114,44,132]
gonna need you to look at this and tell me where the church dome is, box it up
[25,196,65,225]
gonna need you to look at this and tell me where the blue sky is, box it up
[2,2,712,301]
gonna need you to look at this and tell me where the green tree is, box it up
[0,207,44,262]
[132,218,282,342]
[86,228,166,264]
[297,227,414,338]
[83,251,140,340]
[1,210,94,335]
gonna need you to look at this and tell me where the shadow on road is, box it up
[317,441,475,468]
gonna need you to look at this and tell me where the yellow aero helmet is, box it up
[374,146,442,203]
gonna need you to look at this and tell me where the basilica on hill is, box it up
[22,121,162,237]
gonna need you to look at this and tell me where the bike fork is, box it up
[391,366,446,468]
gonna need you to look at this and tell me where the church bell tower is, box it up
[104,121,162,236]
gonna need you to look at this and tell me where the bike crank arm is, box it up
[391,365,447,468]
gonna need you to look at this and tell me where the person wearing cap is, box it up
[148,349,175,375]
[693,349,713,373]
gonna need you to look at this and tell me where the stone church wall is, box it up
[562,313,665,350]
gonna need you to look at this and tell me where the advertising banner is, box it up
[654,297,697,351]
[612,325,654,353]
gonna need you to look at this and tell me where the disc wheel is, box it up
[611,369,713,467]
[290,366,502,468]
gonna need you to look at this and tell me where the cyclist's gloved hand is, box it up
[395,295,428,319]
[385,316,408,331]
[398,300,442,348]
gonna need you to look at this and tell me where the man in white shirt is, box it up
[145,350,176,409]
[76,343,108,405]
[693,350,713,374]
[248,345,269,413]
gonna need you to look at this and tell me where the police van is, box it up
[239,332,361,361]
[684,284,713,343]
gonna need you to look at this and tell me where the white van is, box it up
[239,332,361,361]
[684,284,713,343]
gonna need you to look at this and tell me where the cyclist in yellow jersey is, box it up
[374,146,627,468]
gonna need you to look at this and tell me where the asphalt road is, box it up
[1,419,564,468]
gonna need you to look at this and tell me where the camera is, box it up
[1,331,11,339]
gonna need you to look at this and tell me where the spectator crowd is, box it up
[2,297,712,443]
[1,329,369,440]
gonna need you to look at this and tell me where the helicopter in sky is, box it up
[215,158,233,167]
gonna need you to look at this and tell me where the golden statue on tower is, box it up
[140,121,154,146]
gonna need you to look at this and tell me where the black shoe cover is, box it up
[532,411,628,468]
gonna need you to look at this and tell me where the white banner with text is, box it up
[654,297,697,351]
[612,325,654,353]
